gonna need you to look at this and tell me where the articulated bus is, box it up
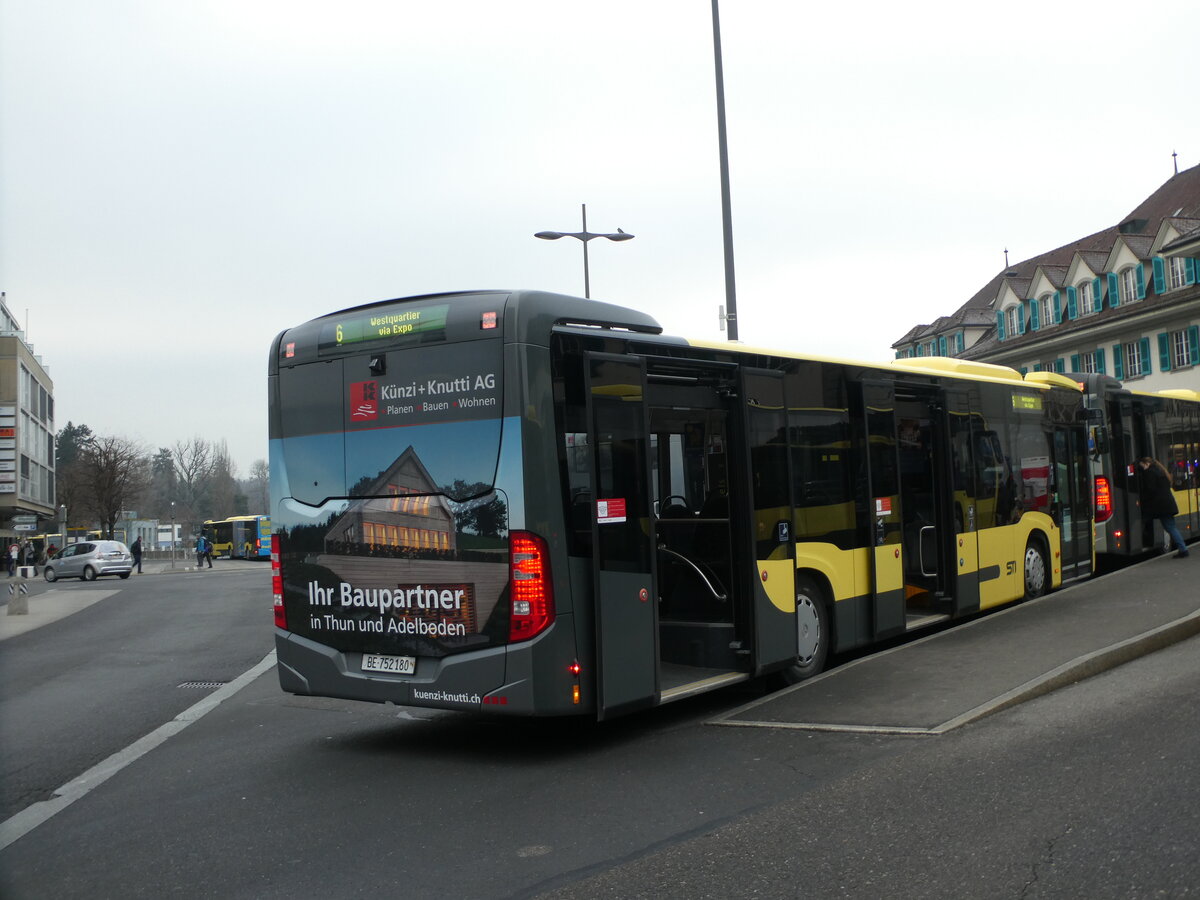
[205,515,272,559]
[269,290,1094,719]
[1071,374,1200,561]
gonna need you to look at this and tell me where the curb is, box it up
[932,607,1200,733]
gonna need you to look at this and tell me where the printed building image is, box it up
[325,446,457,554]
[0,294,56,539]
[893,161,1200,388]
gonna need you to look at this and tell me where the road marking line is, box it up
[0,650,277,851]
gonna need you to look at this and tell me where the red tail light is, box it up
[272,534,286,629]
[1094,476,1113,523]
[509,531,555,642]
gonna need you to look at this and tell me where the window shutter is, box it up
[1067,286,1078,319]
[1112,344,1124,380]
[1053,290,1062,324]
[1030,299,1040,331]
[1093,276,1103,306]
[1153,257,1166,293]
[1140,337,1151,373]
[1190,326,1200,365]
[1107,272,1120,307]
[955,332,964,354]
[1158,332,1172,371]
[1054,358,1065,374]
[938,335,947,356]
[1135,264,1146,300]
[1070,353,1081,371]
[996,310,1006,341]
[1096,347,1107,375]
[1017,303,1026,335]
[1186,258,1197,286]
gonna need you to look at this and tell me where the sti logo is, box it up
[350,381,379,421]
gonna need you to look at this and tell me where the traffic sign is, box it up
[13,523,37,531]
[11,515,37,524]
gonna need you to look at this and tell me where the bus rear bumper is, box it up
[275,629,511,711]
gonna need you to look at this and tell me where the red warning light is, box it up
[568,661,582,677]
[285,342,296,359]
[481,311,498,329]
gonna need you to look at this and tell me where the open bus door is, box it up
[584,353,659,718]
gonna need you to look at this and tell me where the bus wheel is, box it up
[780,576,829,684]
[1023,540,1048,600]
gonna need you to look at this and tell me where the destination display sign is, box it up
[317,303,449,355]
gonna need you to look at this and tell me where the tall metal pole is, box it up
[712,0,738,341]
[581,204,591,299]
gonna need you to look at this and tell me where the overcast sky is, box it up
[3,0,1198,477]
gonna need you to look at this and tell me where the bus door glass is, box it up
[945,389,981,615]
[742,369,795,671]
[862,381,905,639]
[585,353,658,718]
[893,385,957,618]
[1053,426,1093,577]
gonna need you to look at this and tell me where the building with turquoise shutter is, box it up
[893,161,1200,391]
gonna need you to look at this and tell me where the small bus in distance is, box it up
[205,515,272,559]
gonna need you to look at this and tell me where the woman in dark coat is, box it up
[1138,457,1189,558]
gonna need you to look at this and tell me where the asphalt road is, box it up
[1,570,1198,898]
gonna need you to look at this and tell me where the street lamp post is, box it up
[170,502,176,569]
[535,204,633,299]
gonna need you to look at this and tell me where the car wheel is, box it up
[1023,539,1048,600]
[83,566,97,582]
[119,572,131,579]
[44,567,57,583]
[778,575,831,684]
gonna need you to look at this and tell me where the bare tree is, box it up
[246,459,269,513]
[208,440,238,518]
[77,435,149,538]
[172,437,214,526]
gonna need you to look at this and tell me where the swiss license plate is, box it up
[362,653,416,675]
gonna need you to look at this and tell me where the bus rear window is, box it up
[276,340,505,506]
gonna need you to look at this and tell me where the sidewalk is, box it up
[713,551,1200,734]
[135,557,267,576]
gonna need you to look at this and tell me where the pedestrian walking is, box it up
[1138,457,1190,558]
[131,536,143,574]
[195,534,206,568]
[204,535,213,568]
[7,541,17,577]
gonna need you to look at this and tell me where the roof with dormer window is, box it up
[893,162,1200,353]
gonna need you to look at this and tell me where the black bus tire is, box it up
[1023,538,1048,600]
[779,576,830,684]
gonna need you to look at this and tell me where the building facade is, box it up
[894,163,1200,388]
[0,295,57,539]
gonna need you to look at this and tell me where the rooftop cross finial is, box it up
[1173,150,1179,175]
[1004,248,1009,268]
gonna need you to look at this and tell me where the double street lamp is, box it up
[535,204,633,299]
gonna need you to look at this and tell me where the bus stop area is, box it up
[712,552,1200,735]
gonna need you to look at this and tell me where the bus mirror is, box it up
[1091,426,1109,456]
